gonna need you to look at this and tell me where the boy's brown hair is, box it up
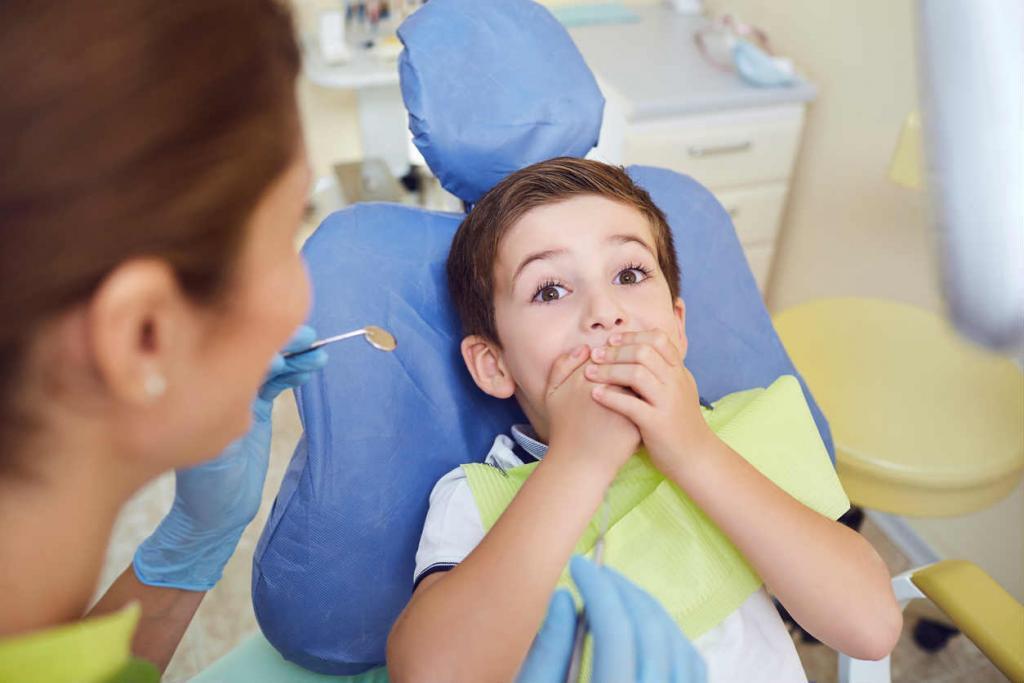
[446,157,681,343]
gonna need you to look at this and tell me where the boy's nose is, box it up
[585,296,628,331]
[590,315,625,331]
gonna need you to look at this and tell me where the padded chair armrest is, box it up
[840,560,1024,683]
[911,560,1024,682]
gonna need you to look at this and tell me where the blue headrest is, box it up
[252,172,834,674]
[398,0,604,203]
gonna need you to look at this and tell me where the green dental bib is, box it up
[463,375,849,641]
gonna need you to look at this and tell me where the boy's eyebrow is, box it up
[511,235,656,286]
[512,248,568,285]
[609,233,657,256]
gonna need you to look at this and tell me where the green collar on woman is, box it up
[0,602,159,683]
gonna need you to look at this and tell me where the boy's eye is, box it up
[614,267,650,286]
[533,283,569,303]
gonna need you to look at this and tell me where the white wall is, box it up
[701,0,942,315]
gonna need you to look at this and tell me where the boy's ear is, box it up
[673,297,689,359]
[460,335,516,399]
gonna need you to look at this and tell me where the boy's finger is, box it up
[591,384,649,425]
[586,362,662,402]
[546,344,590,393]
[592,343,674,375]
[607,330,682,367]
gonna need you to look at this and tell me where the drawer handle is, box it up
[688,141,753,158]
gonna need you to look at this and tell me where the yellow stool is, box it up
[773,297,1024,516]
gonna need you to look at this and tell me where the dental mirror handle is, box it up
[283,325,397,357]
[283,330,366,358]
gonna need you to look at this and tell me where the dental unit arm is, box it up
[918,0,1024,355]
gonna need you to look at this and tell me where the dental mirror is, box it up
[283,325,397,358]
[362,325,397,352]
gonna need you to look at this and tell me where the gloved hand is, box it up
[517,556,707,683]
[133,325,328,591]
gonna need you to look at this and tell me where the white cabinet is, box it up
[622,105,804,190]
[716,182,790,246]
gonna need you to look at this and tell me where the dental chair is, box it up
[192,1,1021,682]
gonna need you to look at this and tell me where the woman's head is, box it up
[0,1,311,475]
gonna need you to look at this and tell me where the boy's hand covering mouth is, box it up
[586,329,716,477]
[543,344,641,474]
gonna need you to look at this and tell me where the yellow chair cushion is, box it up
[774,298,1024,516]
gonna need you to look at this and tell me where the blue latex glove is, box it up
[517,556,707,683]
[134,325,328,591]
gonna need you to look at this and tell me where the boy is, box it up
[387,158,900,683]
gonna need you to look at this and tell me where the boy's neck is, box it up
[513,389,550,444]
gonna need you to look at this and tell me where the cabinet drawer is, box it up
[714,182,788,247]
[623,105,804,190]
[742,243,775,293]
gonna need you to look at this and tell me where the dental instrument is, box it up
[283,325,397,357]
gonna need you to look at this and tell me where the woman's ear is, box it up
[460,335,516,399]
[673,297,689,359]
[87,258,191,405]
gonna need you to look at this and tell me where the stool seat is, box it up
[774,297,1024,516]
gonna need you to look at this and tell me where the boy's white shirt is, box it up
[414,429,809,683]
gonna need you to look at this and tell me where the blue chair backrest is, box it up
[252,0,832,674]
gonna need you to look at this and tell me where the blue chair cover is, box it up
[398,0,604,205]
[252,0,832,674]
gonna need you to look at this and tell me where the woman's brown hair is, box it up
[0,1,301,449]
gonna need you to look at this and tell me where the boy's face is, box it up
[462,194,687,440]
